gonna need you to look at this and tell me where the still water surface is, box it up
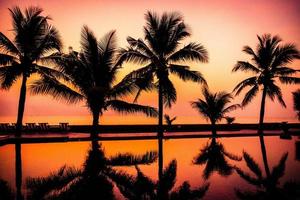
[0,134,299,199]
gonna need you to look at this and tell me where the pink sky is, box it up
[0,0,299,124]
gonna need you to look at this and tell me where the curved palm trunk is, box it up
[259,135,271,178]
[158,82,163,137]
[258,87,267,135]
[91,111,100,139]
[15,142,23,200]
[16,74,27,136]
[158,137,164,200]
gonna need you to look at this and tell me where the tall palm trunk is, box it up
[15,142,23,200]
[258,87,267,134]
[158,81,163,137]
[259,135,271,178]
[158,137,163,200]
[91,111,100,139]
[16,74,27,136]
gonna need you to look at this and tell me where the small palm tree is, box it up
[0,6,63,135]
[26,141,158,200]
[293,89,300,120]
[225,116,235,124]
[0,179,14,200]
[164,114,177,126]
[111,159,210,200]
[232,34,300,133]
[191,87,240,136]
[30,26,157,137]
[117,11,208,136]
[193,138,241,179]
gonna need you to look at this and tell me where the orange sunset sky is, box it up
[0,0,300,124]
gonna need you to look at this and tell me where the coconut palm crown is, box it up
[191,86,240,135]
[30,26,157,136]
[0,6,63,135]
[116,11,208,136]
[232,34,300,133]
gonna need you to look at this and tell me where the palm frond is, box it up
[278,76,300,84]
[232,61,261,73]
[167,42,208,63]
[108,151,158,166]
[241,85,259,106]
[292,90,300,120]
[270,152,288,183]
[160,77,177,107]
[0,65,22,89]
[169,64,207,84]
[30,75,83,104]
[0,53,19,66]
[266,82,286,107]
[0,32,20,56]
[235,167,261,186]
[222,104,240,114]
[107,99,158,117]
[161,160,177,193]
[233,76,257,95]
[115,47,150,66]
[243,152,262,179]
[271,43,300,67]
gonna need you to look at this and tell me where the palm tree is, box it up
[0,6,63,135]
[0,179,14,200]
[26,141,158,200]
[164,114,177,126]
[232,34,300,134]
[234,151,300,199]
[111,159,210,200]
[191,86,240,136]
[292,89,300,120]
[225,116,235,124]
[193,138,241,179]
[30,26,157,137]
[117,11,208,137]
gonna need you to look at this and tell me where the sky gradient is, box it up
[0,0,300,124]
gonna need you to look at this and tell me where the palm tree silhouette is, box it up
[232,34,300,134]
[164,114,177,126]
[30,26,157,137]
[26,140,158,200]
[117,11,208,137]
[292,89,300,120]
[193,138,241,179]
[191,86,240,136]
[110,159,210,200]
[0,6,63,135]
[235,151,300,199]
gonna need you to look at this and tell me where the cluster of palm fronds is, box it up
[0,6,300,137]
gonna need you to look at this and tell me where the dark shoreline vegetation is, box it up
[0,5,300,200]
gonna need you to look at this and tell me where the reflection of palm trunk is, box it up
[259,135,271,177]
[15,142,23,200]
[16,75,27,136]
[258,87,267,135]
[158,82,163,137]
[158,137,163,200]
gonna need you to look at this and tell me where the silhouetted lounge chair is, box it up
[38,123,50,131]
[26,123,37,131]
[0,123,10,132]
[59,123,70,131]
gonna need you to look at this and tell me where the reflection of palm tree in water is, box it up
[193,138,242,179]
[26,139,157,200]
[235,136,300,199]
[111,159,210,200]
